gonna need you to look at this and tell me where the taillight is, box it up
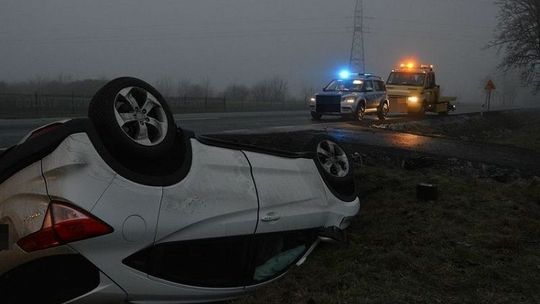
[17,201,113,252]
[28,122,64,140]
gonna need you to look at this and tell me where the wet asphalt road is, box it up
[2,106,538,175]
[0,105,483,149]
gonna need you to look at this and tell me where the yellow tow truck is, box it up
[386,63,456,116]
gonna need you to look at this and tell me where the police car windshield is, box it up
[387,72,426,86]
[324,79,364,92]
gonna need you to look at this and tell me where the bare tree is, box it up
[251,76,289,102]
[223,84,250,101]
[177,79,210,98]
[301,85,317,104]
[489,0,540,93]
[155,76,174,97]
[268,76,288,102]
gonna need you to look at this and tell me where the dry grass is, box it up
[232,155,540,304]
[212,123,540,304]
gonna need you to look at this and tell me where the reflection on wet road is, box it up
[326,127,540,175]
[3,106,538,176]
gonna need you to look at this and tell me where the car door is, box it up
[242,151,327,286]
[149,139,259,289]
[363,80,377,108]
[424,73,436,104]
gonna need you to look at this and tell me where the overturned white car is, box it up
[0,77,359,303]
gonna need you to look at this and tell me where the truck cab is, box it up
[386,64,455,116]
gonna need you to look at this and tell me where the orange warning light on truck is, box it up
[386,63,456,116]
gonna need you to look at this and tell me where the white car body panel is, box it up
[0,124,360,303]
[42,133,117,212]
[0,161,49,249]
[64,272,127,304]
[244,151,329,233]
[156,140,258,243]
[245,151,359,233]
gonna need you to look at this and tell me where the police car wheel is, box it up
[377,102,389,120]
[355,103,366,121]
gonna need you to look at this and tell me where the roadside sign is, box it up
[485,79,496,91]
[483,79,496,114]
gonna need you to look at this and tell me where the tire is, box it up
[355,101,366,121]
[377,102,389,120]
[311,111,322,121]
[307,135,355,201]
[88,77,177,159]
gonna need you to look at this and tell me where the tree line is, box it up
[0,75,307,103]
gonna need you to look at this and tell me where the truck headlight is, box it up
[343,98,356,104]
[408,96,419,103]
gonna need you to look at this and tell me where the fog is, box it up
[0,0,533,105]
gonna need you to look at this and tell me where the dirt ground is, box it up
[215,130,540,304]
[373,110,540,153]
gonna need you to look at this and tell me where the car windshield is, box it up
[324,79,365,92]
[387,72,426,86]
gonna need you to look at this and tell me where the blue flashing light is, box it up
[339,70,351,79]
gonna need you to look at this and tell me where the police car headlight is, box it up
[343,98,356,104]
[309,97,316,104]
[408,96,419,103]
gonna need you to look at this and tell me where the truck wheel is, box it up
[377,102,389,120]
[88,77,177,159]
[311,111,322,121]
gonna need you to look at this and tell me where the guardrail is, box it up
[0,93,309,118]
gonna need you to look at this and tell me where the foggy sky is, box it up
[0,0,517,103]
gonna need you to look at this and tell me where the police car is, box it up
[310,72,390,121]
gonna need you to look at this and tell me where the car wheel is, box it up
[313,137,353,183]
[377,102,389,120]
[308,136,356,201]
[355,102,366,121]
[88,77,177,159]
[311,111,322,121]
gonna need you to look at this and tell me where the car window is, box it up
[364,80,374,92]
[374,80,386,92]
[324,79,364,92]
[387,72,426,86]
[124,235,252,288]
[250,230,317,284]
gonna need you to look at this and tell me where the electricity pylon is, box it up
[349,0,365,73]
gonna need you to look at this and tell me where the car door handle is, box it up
[261,212,281,222]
